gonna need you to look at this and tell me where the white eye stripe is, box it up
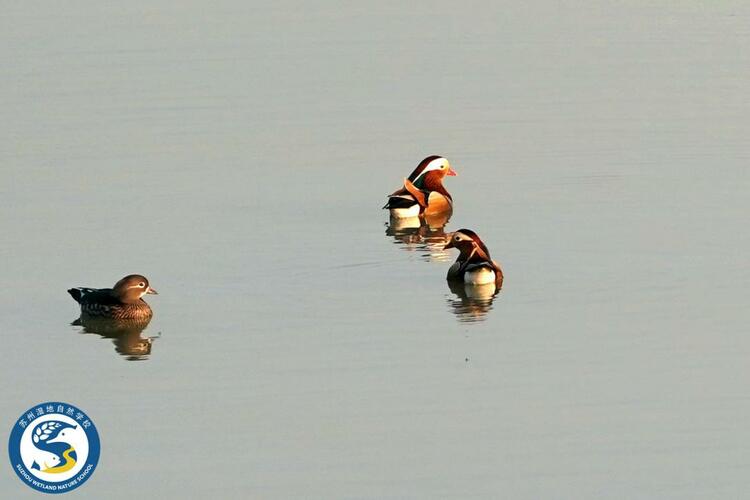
[413,159,449,182]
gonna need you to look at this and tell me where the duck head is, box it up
[407,156,457,190]
[113,274,158,303]
[444,229,492,262]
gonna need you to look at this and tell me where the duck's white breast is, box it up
[464,267,496,285]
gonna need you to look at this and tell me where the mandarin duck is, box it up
[68,274,158,320]
[444,229,504,286]
[383,156,457,218]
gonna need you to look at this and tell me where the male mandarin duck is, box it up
[383,155,457,218]
[444,229,504,286]
[68,274,158,320]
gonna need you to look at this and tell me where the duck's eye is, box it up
[454,235,460,241]
[138,282,145,288]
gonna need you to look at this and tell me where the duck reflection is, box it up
[72,315,158,361]
[385,212,452,262]
[446,280,500,322]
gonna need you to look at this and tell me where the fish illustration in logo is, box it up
[43,426,80,473]
[28,421,78,474]
[29,449,61,471]
[41,447,76,473]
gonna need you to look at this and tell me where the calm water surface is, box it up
[2,2,750,498]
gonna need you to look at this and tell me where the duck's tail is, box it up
[67,288,83,303]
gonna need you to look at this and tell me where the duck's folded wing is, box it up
[388,185,410,197]
[69,288,118,305]
[403,178,427,208]
[385,178,427,209]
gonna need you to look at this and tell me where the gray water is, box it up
[2,2,750,499]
